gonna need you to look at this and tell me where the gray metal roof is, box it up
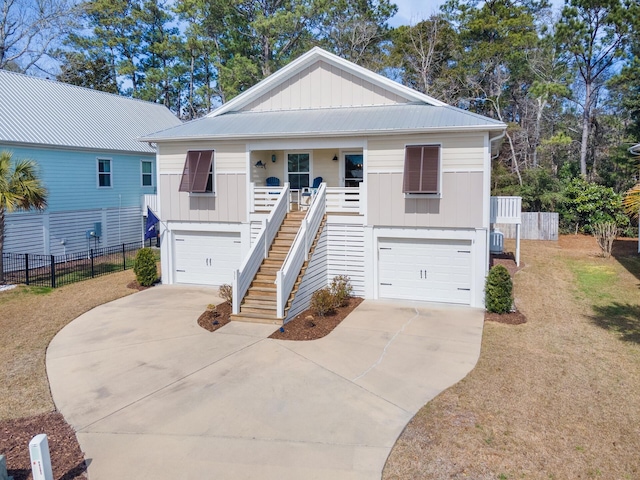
[142,103,506,142]
[0,69,181,153]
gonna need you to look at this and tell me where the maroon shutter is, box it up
[403,145,439,194]
[421,146,439,193]
[179,150,214,193]
[403,146,423,193]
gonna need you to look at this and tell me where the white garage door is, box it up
[173,231,242,286]
[378,238,472,304]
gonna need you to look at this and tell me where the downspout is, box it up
[490,130,506,159]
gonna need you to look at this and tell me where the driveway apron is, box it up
[47,286,484,479]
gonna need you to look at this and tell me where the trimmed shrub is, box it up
[329,275,353,307]
[311,287,335,317]
[219,284,233,305]
[485,265,513,314]
[133,248,158,287]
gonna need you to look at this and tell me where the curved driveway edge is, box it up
[47,286,484,479]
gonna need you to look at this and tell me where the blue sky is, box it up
[389,0,566,27]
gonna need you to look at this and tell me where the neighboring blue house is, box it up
[0,70,181,256]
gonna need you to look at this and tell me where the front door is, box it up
[344,153,363,187]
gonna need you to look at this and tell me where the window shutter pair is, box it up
[179,150,214,193]
[403,145,439,194]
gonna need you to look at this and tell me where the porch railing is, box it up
[490,196,522,224]
[233,183,290,314]
[142,194,158,213]
[250,184,283,212]
[326,185,363,214]
[276,183,326,319]
[251,184,362,215]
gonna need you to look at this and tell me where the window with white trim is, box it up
[141,160,153,187]
[402,145,440,195]
[178,150,214,193]
[287,152,310,189]
[97,158,112,188]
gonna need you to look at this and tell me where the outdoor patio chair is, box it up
[301,176,322,207]
[265,177,280,187]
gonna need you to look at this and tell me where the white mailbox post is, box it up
[29,434,53,480]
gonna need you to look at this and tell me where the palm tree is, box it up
[0,151,48,284]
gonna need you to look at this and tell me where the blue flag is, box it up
[145,207,160,240]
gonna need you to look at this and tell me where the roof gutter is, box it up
[139,123,508,143]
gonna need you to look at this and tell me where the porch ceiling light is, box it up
[254,160,266,168]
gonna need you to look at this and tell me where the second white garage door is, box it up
[378,238,472,305]
[173,231,242,286]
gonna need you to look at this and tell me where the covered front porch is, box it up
[248,148,364,215]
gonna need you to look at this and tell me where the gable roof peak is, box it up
[208,47,446,118]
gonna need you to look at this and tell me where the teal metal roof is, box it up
[0,70,181,153]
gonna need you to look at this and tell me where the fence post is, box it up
[25,253,29,286]
[90,249,95,278]
[50,255,56,288]
[122,244,126,270]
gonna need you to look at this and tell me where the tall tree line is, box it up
[2,0,640,216]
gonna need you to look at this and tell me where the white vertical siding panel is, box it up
[159,173,247,223]
[285,227,328,323]
[366,172,484,229]
[239,60,410,112]
[326,222,365,296]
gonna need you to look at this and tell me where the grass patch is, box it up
[568,261,617,302]
[384,235,640,479]
[0,269,137,420]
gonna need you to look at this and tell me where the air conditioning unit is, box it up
[490,229,504,254]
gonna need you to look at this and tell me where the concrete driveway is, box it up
[47,286,484,479]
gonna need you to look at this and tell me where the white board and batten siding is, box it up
[242,60,407,112]
[172,231,242,286]
[285,227,328,323]
[326,221,365,296]
[284,221,365,323]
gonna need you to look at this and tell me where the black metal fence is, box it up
[2,241,143,288]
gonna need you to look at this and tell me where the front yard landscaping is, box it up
[384,235,640,479]
[1,236,639,479]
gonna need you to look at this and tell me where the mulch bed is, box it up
[197,302,232,332]
[0,412,87,480]
[486,252,527,325]
[269,296,364,341]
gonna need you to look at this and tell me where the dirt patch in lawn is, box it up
[384,235,640,480]
[0,412,87,480]
[269,296,364,341]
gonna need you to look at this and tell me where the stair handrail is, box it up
[276,183,326,319]
[232,183,290,315]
